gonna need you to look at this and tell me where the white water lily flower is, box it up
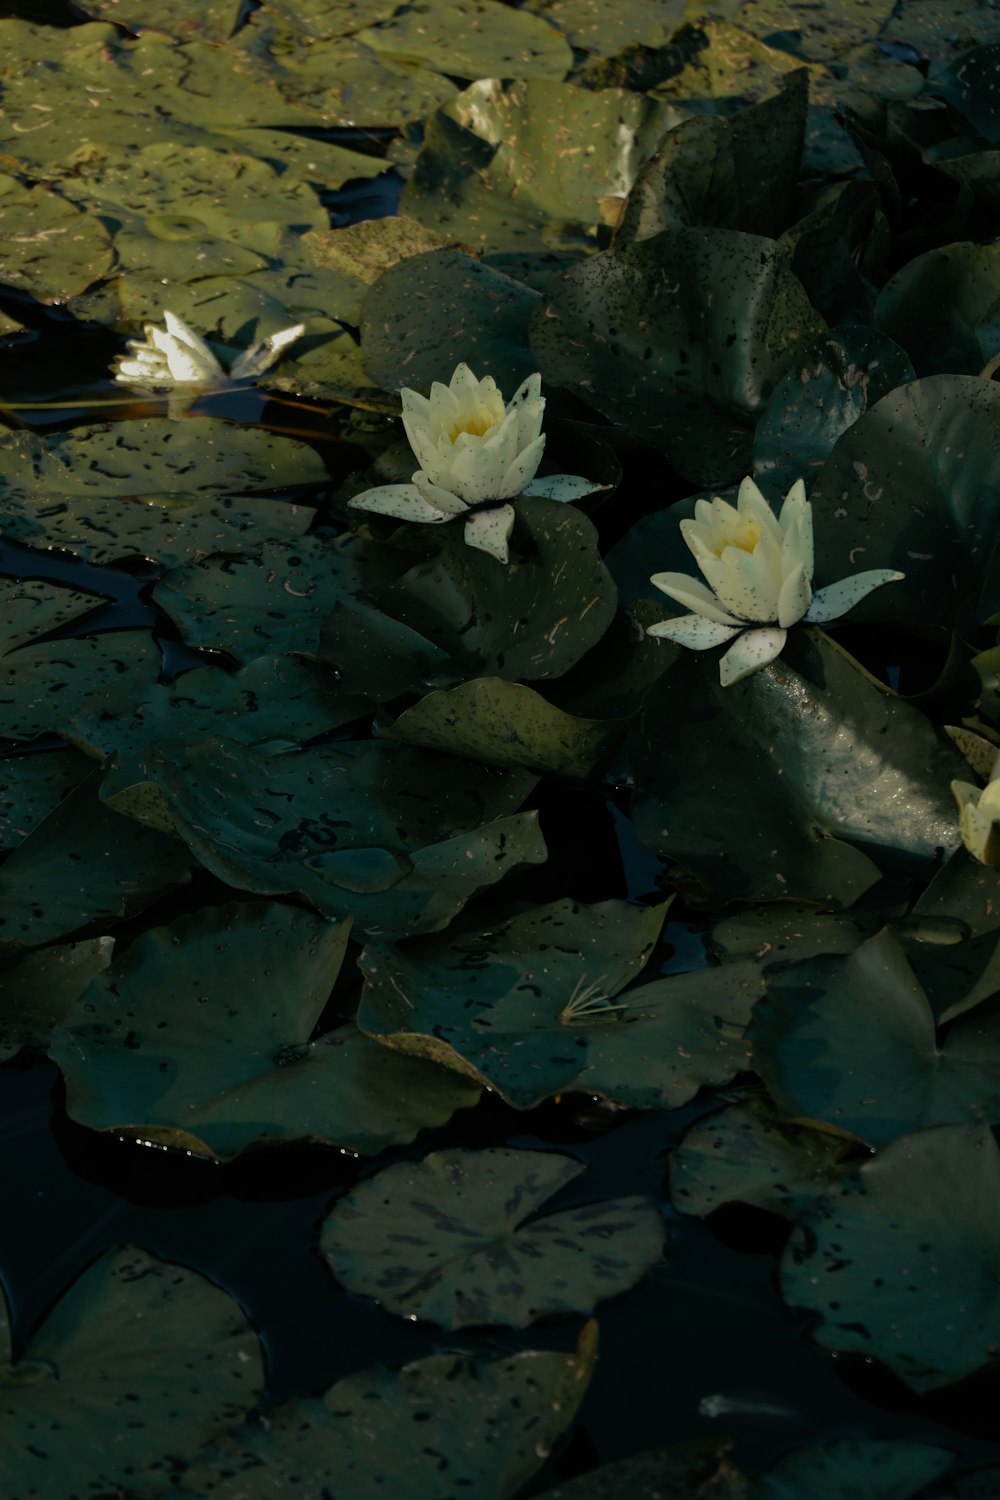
[952,755,1000,866]
[348,362,605,563]
[112,310,304,406]
[647,476,905,686]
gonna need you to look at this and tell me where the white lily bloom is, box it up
[348,362,605,563]
[952,756,1000,866]
[647,476,905,686]
[112,310,304,406]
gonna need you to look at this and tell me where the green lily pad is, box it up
[749,927,1000,1146]
[382,678,625,780]
[1,1245,265,1500]
[0,578,104,657]
[670,1097,855,1219]
[358,898,760,1109]
[874,241,1000,376]
[780,1124,1000,1392]
[0,749,94,851]
[66,655,366,764]
[401,78,680,255]
[362,249,541,397]
[533,1439,749,1500]
[629,631,961,906]
[72,0,244,41]
[0,174,113,303]
[530,228,825,486]
[710,904,880,970]
[321,1146,665,1328]
[912,844,1000,941]
[882,0,1000,62]
[0,936,114,1061]
[617,72,807,244]
[726,0,898,60]
[0,630,161,744]
[354,0,573,80]
[102,738,543,937]
[755,1439,955,1500]
[752,324,914,491]
[810,375,1000,630]
[171,1323,597,1500]
[50,900,480,1158]
[522,0,686,57]
[261,0,397,39]
[0,773,189,953]
[780,180,890,324]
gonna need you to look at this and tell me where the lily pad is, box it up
[102,738,544,937]
[358,898,760,1109]
[671,1097,854,1220]
[749,927,1000,1147]
[756,1439,955,1500]
[780,1124,1000,1392]
[780,180,891,324]
[530,228,825,486]
[809,375,1000,630]
[171,1324,597,1500]
[0,749,95,851]
[0,629,161,744]
[354,0,573,81]
[72,0,245,41]
[321,1146,665,1327]
[874,241,1000,376]
[522,0,686,57]
[532,1439,749,1500]
[0,773,190,954]
[0,174,113,303]
[0,937,114,1061]
[727,0,899,60]
[1,1245,265,1500]
[50,900,480,1158]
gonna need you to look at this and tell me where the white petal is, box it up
[719,627,787,686]
[646,614,742,649]
[348,483,454,523]
[464,505,515,562]
[804,569,905,624]
[230,323,305,379]
[521,473,605,501]
[411,471,471,516]
[737,475,784,544]
[649,571,742,626]
[497,432,546,498]
[698,548,780,622]
[777,562,812,629]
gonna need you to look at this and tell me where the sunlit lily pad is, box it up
[522,0,685,56]
[0,1245,265,1500]
[358,898,760,1108]
[72,0,245,41]
[171,1323,597,1500]
[0,174,113,303]
[0,774,190,953]
[321,1147,665,1327]
[0,937,114,1061]
[530,228,825,485]
[354,0,573,80]
[780,1124,1000,1391]
[51,900,480,1158]
[102,738,543,937]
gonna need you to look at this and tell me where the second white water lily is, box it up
[113,310,304,409]
[647,476,904,685]
[348,362,604,562]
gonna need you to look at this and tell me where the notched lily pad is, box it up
[321,1146,665,1327]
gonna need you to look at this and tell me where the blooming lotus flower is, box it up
[952,758,1000,866]
[348,362,605,563]
[113,310,304,408]
[647,476,905,686]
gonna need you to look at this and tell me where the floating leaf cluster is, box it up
[4,0,1000,1494]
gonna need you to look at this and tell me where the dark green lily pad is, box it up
[382,678,624,780]
[874,241,1000,376]
[170,1323,597,1500]
[0,578,104,657]
[354,0,573,80]
[1,1245,265,1500]
[912,844,1000,941]
[533,1439,748,1500]
[779,180,890,325]
[530,229,825,485]
[749,927,1000,1146]
[728,0,898,60]
[362,249,541,396]
[752,324,914,491]
[321,1146,664,1327]
[102,738,543,937]
[756,1439,955,1500]
[711,904,880,970]
[50,900,480,1158]
[401,78,680,255]
[358,898,760,1109]
[671,1097,855,1220]
[0,630,161,744]
[780,1124,1000,1391]
[0,174,113,303]
[885,2,1000,63]
[630,632,961,906]
[0,936,114,1061]
[617,72,807,244]
[0,749,94,851]
[72,0,244,41]
[810,375,1000,630]
[0,773,190,954]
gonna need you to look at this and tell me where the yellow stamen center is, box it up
[708,517,761,557]
[446,410,496,444]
